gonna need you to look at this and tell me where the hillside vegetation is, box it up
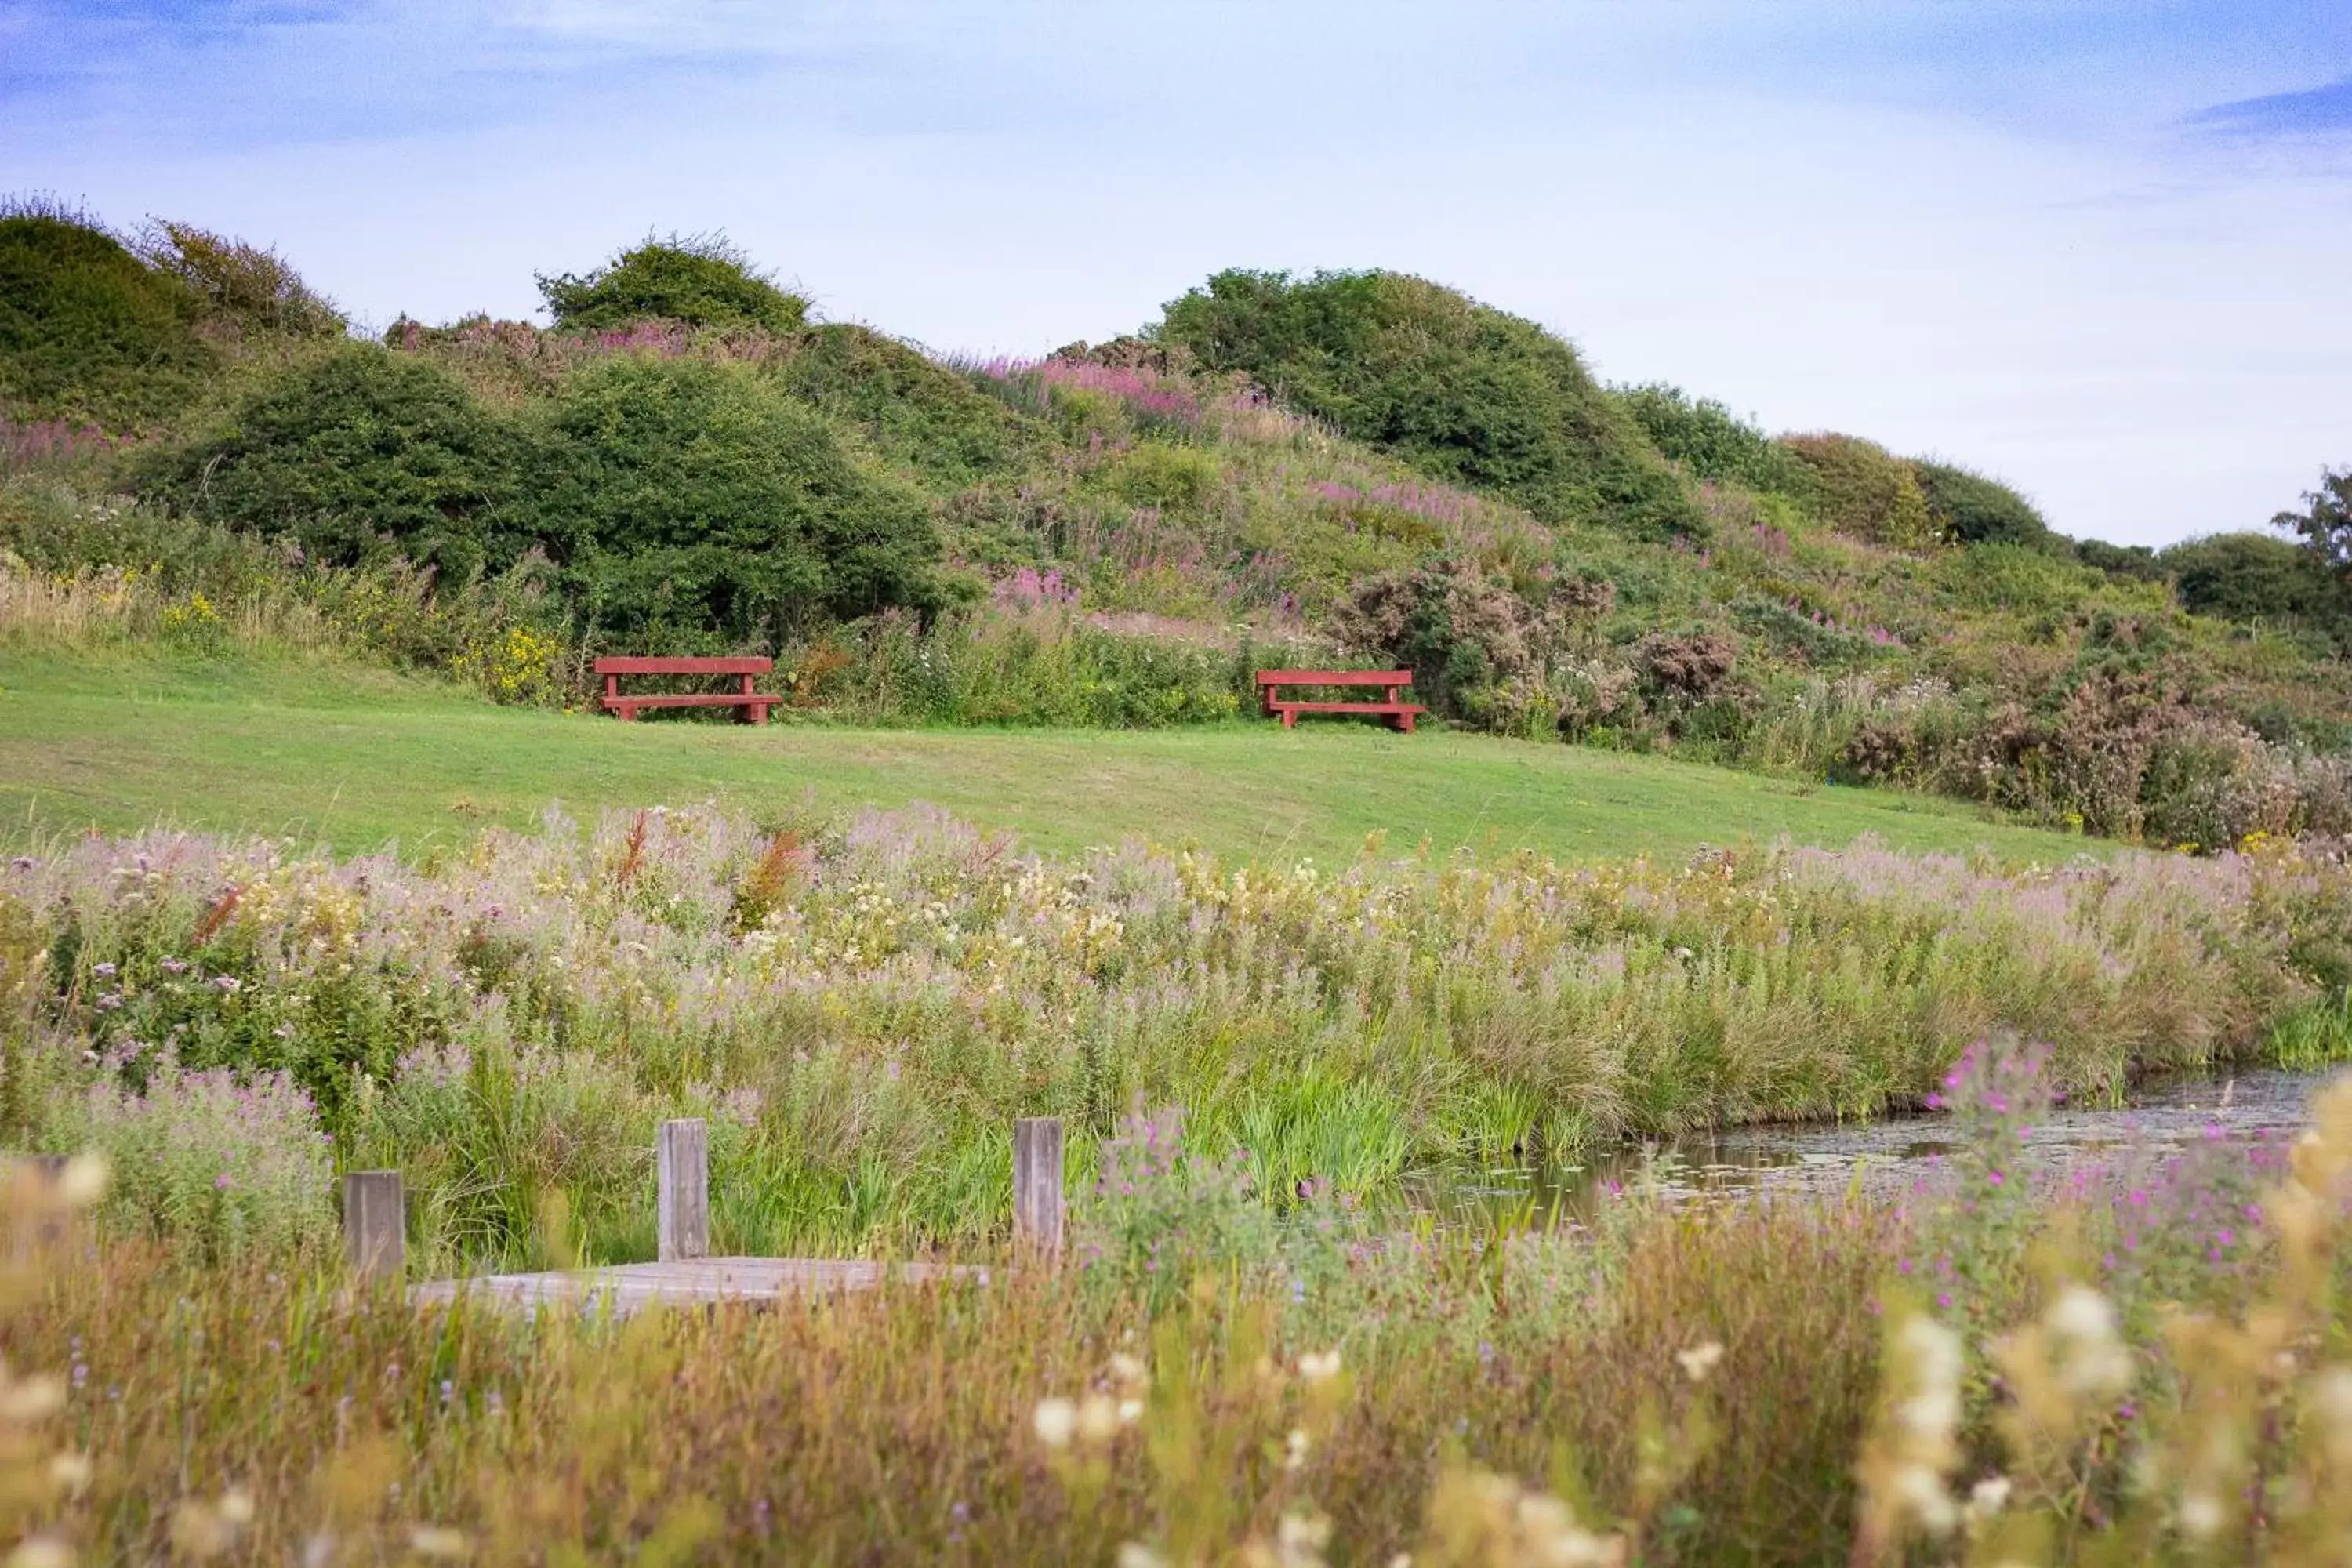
[4,205,2350,853]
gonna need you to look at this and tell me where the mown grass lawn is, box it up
[0,649,2090,863]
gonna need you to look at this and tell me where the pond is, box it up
[1410,1067,2343,1229]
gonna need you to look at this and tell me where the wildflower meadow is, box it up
[7,804,2340,1268]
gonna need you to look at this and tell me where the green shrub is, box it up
[797,608,1247,728]
[1154,269,1702,539]
[140,344,515,580]
[519,354,943,645]
[2158,532,2337,626]
[537,234,808,333]
[1778,433,1934,548]
[1617,383,1811,494]
[1729,593,1884,668]
[41,1058,336,1257]
[1932,541,2111,618]
[132,218,345,339]
[0,203,214,429]
[1102,441,1221,510]
[1331,557,1550,724]
[2074,538,2161,581]
[771,324,1048,491]
[1912,459,2054,549]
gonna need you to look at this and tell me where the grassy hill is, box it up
[3,210,2349,857]
[0,648,2082,864]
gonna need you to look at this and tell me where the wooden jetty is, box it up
[408,1255,985,1312]
[349,1116,1064,1313]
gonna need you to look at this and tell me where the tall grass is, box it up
[12,804,2348,1266]
[18,1052,2352,1563]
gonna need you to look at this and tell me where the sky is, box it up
[4,0,2348,547]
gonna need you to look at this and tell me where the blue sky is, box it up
[5,1,2348,546]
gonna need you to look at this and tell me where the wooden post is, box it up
[657,1118,709,1263]
[1012,1116,1065,1259]
[343,1170,405,1284]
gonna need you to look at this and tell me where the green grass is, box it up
[0,648,2092,863]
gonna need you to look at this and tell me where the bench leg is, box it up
[1280,708,1297,729]
[1397,711,1414,734]
[616,702,637,722]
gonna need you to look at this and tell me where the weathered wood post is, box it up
[1012,1116,1065,1260]
[343,1170,405,1284]
[657,1118,710,1263]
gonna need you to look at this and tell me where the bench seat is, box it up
[1253,667,1424,733]
[1268,699,1427,732]
[601,693,780,711]
[602,693,779,723]
[595,656,778,724]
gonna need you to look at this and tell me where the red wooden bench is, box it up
[1254,669,1426,733]
[595,656,779,724]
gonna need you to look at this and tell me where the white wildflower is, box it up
[2045,1285,2112,1343]
[1298,1348,1342,1382]
[409,1526,471,1560]
[2045,1284,2131,1399]
[1675,1341,1725,1382]
[56,1154,109,1208]
[1076,1394,1120,1444]
[1966,1475,2011,1519]
[1892,1463,1957,1535]
[1033,1396,1077,1449]
[0,1375,64,1422]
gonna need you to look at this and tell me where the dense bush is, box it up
[132,347,949,648]
[519,354,945,645]
[774,324,1047,491]
[2158,532,2338,626]
[2074,538,2161,580]
[0,205,214,430]
[1154,269,1702,540]
[1912,459,2054,549]
[536,234,808,333]
[1331,558,1560,728]
[142,346,514,579]
[1617,383,1811,495]
[1777,433,1934,548]
[132,219,345,340]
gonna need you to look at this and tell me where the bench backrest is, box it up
[595,656,774,676]
[1254,668,1414,688]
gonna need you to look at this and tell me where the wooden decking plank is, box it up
[408,1255,989,1313]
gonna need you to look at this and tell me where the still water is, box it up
[1410,1068,2343,1229]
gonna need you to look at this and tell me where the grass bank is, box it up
[0,649,2087,865]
